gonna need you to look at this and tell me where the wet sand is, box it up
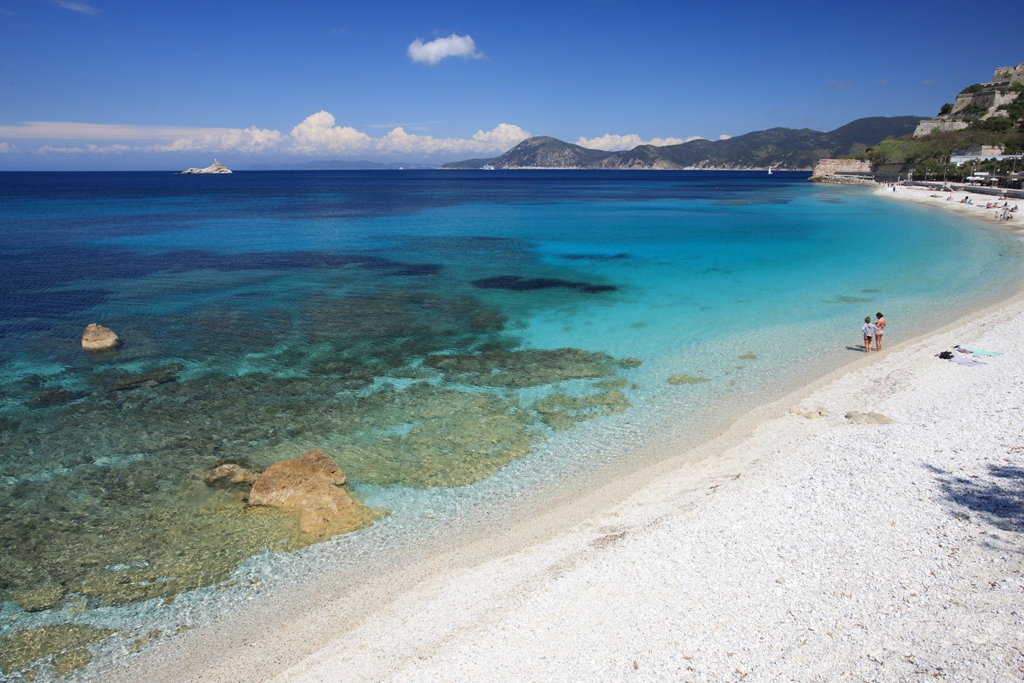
[107,190,1024,682]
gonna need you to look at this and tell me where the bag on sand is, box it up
[938,351,954,359]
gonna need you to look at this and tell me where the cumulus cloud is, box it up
[288,111,372,153]
[0,142,17,153]
[51,1,99,15]
[12,111,530,160]
[408,34,483,65]
[573,133,692,150]
[718,134,732,140]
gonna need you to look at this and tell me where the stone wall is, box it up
[992,63,1024,86]
[809,158,872,179]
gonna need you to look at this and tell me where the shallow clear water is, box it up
[0,170,1021,677]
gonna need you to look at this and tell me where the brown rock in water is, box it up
[81,323,119,351]
[247,449,370,535]
[204,463,259,490]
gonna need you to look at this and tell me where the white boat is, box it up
[767,166,773,175]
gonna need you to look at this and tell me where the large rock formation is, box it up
[181,160,232,174]
[914,62,1023,137]
[246,449,375,536]
[81,323,119,351]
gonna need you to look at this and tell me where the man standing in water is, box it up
[874,312,886,351]
[862,316,877,353]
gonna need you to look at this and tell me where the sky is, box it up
[0,0,1022,170]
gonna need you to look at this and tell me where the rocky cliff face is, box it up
[913,62,1023,137]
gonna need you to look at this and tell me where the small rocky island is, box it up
[181,159,232,174]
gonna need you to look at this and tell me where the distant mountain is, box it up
[442,117,925,170]
[248,160,436,170]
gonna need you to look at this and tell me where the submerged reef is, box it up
[424,348,618,388]
[0,624,114,677]
[472,276,616,294]
[0,285,639,612]
[532,389,630,432]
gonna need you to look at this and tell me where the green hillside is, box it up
[442,116,924,170]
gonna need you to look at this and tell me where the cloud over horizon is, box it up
[574,133,699,151]
[0,112,531,160]
[407,34,483,65]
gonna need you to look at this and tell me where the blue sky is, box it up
[0,0,1021,170]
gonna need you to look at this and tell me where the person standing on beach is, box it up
[862,316,877,353]
[874,312,886,351]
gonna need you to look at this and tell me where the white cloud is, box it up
[51,1,99,15]
[0,142,17,153]
[33,144,132,154]
[5,111,530,159]
[288,111,372,153]
[408,34,483,65]
[719,134,732,140]
[574,133,691,151]
[0,121,236,140]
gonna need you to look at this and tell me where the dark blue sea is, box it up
[0,170,1020,678]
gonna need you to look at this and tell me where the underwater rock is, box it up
[617,357,643,368]
[204,463,259,490]
[10,584,65,612]
[247,449,374,535]
[532,390,630,432]
[27,389,88,410]
[423,348,617,388]
[472,276,616,294]
[668,374,709,385]
[0,624,113,676]
[80,323,119,351]
[330,383,538,488]
[108,365,179,392]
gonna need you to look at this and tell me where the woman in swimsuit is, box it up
[874,312,886,351]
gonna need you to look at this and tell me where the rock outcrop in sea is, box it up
[80,323,119,351]
[181,160,232,174]
[246,449,378,536]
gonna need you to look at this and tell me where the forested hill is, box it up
[442,116,924,170]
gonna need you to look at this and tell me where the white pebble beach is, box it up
[112,188,1024,682]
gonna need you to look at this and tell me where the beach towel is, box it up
[949,355,986,367]
[958,346,1002,357]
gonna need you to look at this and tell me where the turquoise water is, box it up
[0,171,1020,678]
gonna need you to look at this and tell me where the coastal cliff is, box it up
[182,160,232,174]
[443,117,923,171]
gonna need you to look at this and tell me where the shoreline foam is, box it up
[106,198,1024,682]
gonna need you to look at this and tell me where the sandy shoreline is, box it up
[107,191,1024,683]
[879,183,1023,229]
